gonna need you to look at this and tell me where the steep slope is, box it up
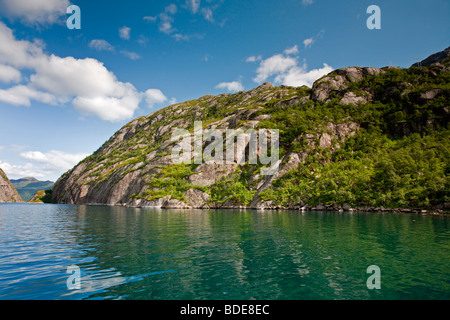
[0,168,23,203]
[53,47,449,212]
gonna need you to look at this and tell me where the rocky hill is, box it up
[53,47,449,213]
[28,189,53,203]
[0,168,23,203]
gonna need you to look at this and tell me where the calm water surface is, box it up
[0,204,448,300]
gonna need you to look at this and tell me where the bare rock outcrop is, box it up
[0,168,23,203]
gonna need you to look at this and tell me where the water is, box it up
[0,203,448,300]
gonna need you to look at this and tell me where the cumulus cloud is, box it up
[302,0,314,6]
[73,87,141,122]
[278,63,334,87]
[0,85,60,106]
[0,64,21,83]
[215,81,244,92]
[119,26,131,40]
[0,0,70,25]
[0,22,166,122]
[144,89,167,108]
[253,54,298,83]
[20,150,89,171]
[252,46,333,87]
[0,22,46,68]
[0,160,50,179]
[89,39,114,51]
[0,150,89,180]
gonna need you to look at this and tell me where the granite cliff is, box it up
[53,47,449,212]
[0,168,23,203]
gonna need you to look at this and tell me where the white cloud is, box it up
[0,85,60,106]
[253,54,298,83]
[0,64,21,83]
[0,150,89,180]
[20,150,88,171]
[120,50,141,60]
[278,63,334,87]
[144,89,167,108]
[0,0,70,25]
[252,46,333,87]
[284,45,299,55]
[302,0,314,6]
[215,81,244,92]
[119,26,131,40]
[303,38,314,48]
[246,55,262,63]
[89,39,114,51]
[0,22,46,68]
[0,22,166,122]
[73,86,141,122]
[0,160,51,179]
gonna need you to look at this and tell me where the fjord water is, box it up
[0,204,448,300]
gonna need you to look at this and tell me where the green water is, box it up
[0,204,448,300]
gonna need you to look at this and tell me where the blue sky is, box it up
[0,0,448,181]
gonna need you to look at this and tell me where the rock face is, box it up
[52,47,449,210]
[412,47,450,67]
[0,168,23,203]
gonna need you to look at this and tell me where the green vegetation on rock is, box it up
[52,47,449,213]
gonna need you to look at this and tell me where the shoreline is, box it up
[111,202,450,215]
[2,201,449,215]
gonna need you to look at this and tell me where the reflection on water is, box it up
[0,204,449,300]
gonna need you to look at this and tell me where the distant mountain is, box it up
[10,177,54,202]
[0,168,23,203]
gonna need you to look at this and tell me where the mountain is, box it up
[10,177,54,202]
[0,168,23,203]
[52,47,449,213]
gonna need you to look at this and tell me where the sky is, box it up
[0,0,448,182]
